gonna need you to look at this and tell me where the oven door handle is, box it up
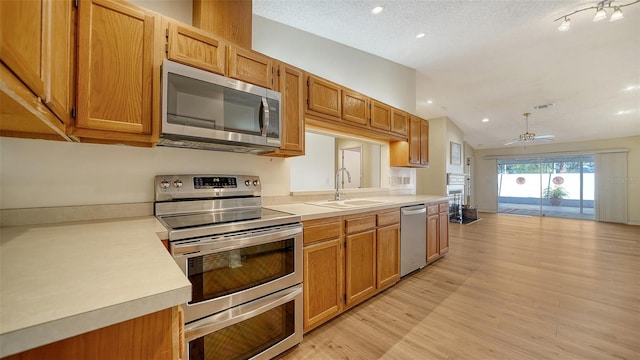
[172,225,302,257]
[184,285,302,341]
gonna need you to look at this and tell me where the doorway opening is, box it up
[497,155,595,220]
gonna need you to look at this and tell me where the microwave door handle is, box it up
[260,97,270,136]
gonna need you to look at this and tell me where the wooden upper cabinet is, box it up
[419,119,429,166]
[76,0,154,138]
[390,115,429,167]
[0,0,74,124]
[267,63,304,156]
[370,100,391,131]
[306,75,341,120]
[342,90,369,126]
[166,21,226,75]
[0,0,46,99]
[409,116,422,165]
[391,109,408,136]
[46,0,74,124]
[227,46,275,89]
[192,0,252,49]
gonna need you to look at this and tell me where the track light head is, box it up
[610,6,624,20]
[593,7,607,21]
[554,0,638,30]
[558,17,571,31]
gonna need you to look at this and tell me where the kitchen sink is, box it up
[306,199,391,209]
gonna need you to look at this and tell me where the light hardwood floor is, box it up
[281,213,640,359]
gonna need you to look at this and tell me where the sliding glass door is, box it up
[497,155,594,220]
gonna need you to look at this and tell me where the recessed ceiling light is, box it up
[416,33,425,39]
[482,118,490,122]
[372,6,383,14]
[426,99,433,104]
[616,110,634,115]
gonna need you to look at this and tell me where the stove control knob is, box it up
[245,180,251,186]
[253,180,259,186]
[159,180,170,189]
[173,179,183,188]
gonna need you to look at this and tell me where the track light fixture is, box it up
[554,0,638,30]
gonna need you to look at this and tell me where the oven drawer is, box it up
[184,284,303,360]
[171,223,303,323]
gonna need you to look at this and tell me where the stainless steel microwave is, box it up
[159,60,281,153]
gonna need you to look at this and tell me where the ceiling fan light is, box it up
[610,7,624,21]
[593,7,607,22]
[558,17,571,31]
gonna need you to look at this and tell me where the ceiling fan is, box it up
[504,112,555,145]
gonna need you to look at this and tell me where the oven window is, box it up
[188,301,295,360]
[187,239,295,304]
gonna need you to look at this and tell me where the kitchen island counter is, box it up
[0,217,191,358]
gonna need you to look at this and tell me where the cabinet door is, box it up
[345,230,376,307]
[2,307,176,360]
[439,210,449,255]
[167,22,226,75]
[391,109,408,136]
[420,120,429,166]
[306,75,341,119]
[275,63,305,155]
[342,90,368,126]
[227,46,274,89]
[426,214,439,263]
[76,0,154,136]
[376,224,400,290]
[303,239,343,331]
[46,0,74,124]
[409,116,421,165]
[0,0,46,99]
[370,100,391,131]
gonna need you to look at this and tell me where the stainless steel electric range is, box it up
[155,174,303,360]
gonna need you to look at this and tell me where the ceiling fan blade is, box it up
[503,139,518,145]
[534,135,555,139]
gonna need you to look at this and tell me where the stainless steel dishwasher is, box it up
[400,204,427,276]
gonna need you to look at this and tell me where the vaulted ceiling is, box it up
[254,0,640,149]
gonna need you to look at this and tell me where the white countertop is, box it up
[0,217,191,357]
[265,195,449,220]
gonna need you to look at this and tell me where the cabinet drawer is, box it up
[427,205,439,216]
[377,209,400,227]
[344,214,376,234]
[439,202,449,212]
[303,217,342,245]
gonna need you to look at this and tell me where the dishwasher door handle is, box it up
[402,207,426,216]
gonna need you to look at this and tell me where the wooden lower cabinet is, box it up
[303,238,343,331]
[427,201,450,264]
[376,223,400,289]
[1,307,183,360]
[345,229,377,307]
[302,217,343,332]
[303,209,401,332]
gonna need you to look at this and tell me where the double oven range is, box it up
[155,174,303,360]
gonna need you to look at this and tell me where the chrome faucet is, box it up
[335,167,352,201]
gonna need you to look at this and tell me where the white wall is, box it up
[129,0,192,24]
[473,136,640,225]
[252,16,416,113]
[416,117,465,196]
[0,137,289,209]
[290,133,335,191]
